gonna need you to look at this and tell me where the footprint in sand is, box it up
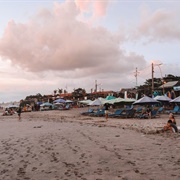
[32,167,37,171]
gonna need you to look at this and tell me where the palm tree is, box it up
[58,88,63,94]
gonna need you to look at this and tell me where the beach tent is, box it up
[133,96,159,105]
[170,96,180,103]
[53,98,66,103]
[154,95,172,102]
[89,99,102,106]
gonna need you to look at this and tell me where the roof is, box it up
[120,88,136,94]
[159,81,178,89]
[91,91,114,95]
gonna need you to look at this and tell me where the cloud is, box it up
[75,0,109,18]
[0,1,146,81]
[131,7,180,42]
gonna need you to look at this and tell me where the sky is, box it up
[0,0,180,102]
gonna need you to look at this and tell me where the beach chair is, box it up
[116,109,136,118]
[137,114,148,119]
[165,105,180,114]
[151,110,158,118]
[109,109,124,118]
[81,108,94,115]
[89,109,105,117]
[177,108,180,114]
[157,107,164,114]
[136,107,142,113]
[58,104,70,110]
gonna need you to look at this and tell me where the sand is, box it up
[0,108,180,180]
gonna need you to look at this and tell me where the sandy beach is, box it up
[0,108,180,180]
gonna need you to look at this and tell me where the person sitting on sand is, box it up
[141,105,152,118]
[163,120,178,133]
[2,108,9,116]
[169,113,176,125]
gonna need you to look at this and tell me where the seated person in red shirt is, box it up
[163,120,178,133]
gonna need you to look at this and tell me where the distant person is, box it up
[17,107,22,121]
[163,120,178,133]
[104,103,109,121]
[2,108,9,116]
[169,113,176,125]
[142,105,152,118]
[171,90,176,99]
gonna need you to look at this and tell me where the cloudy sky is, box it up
[0,0,180,102]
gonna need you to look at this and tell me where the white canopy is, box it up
[89,99,102,106]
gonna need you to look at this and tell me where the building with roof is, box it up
[158,81,180,97]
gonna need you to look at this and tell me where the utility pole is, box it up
[134,67,139,88]
[95,80,97,92]
[152,63,154,96]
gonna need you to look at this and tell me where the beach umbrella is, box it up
[101,97,117,104]
[99,97,115,105]
[170,96,180,103]
[133,96,159,105]
[54,102,64,105]
[113,97,124,103]
[121,98,136,103]
[36,102,43,105]
[6,104,19,108]
[65,100,73,103]
[89,99,102,106]
[79,100,92,105]
[113,98,136,105]
[154,95,172,102]
[98,97,106,103]
[40,102,53,107]
[105,99,117,104]
[53,98,66,103]
[105,95,116,100]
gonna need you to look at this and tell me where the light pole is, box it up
[95,80,102,92]
[157,64,165,95]
[152,63,154,96]
[152,63,164,96]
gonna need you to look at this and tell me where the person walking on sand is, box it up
[104,103,109,121]
[17,107,22,121]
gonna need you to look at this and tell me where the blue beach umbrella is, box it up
[40,102,53,107]
[53,98,66,103]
